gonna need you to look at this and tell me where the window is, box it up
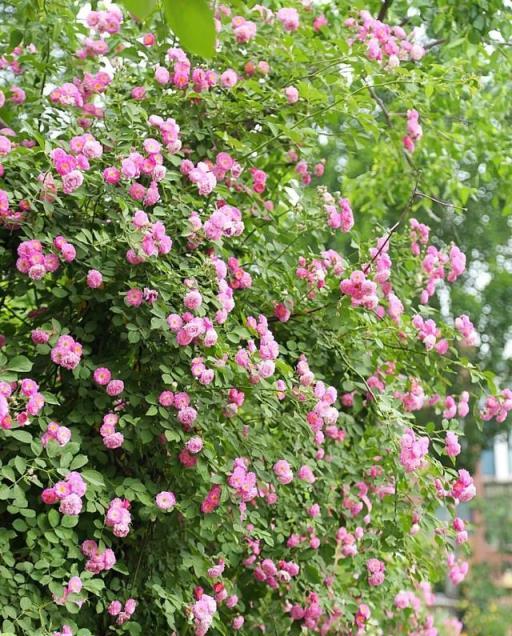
[481,447,496,476]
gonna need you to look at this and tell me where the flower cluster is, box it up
[232,15,257,43]
[167,313,218,348]
[409,218,430,255]
[355,603,371,633]
[0,188,30,228]
[367,558,385,586]
[50,134,103,194]
[200,484,222,514]
[93,367,125,397]
[148,114,182,153]
[111,144,164,205]
[226,256,252,290]
[453,517,468,545]
[41,471,87,516]
[127,211,172,263]
[451,469,476,503]
[158,390,198,431]
[443,391,469,419]
[124,286,159,307]
[209,256,235,323]
[445,431,461,457]
[182,159,217,196]
[86,5,123,34]
[16,239,60,280]
[81,540,116,574]
[0,377,45,429]
[412,315,448,353]
[403,109,423,152]
[253,557,300,588]
[105,498,132,537]
[293,156,325,184]
[224,387,245,417]
[395,378,426,412]
[228,457,258,503]
[160,46,221,92]
[51,335,83,370]
[234,314,279,381]
[336,526,363,557]
[41,421,71,447]
[250,167,268,193]
[296,250,345,296]
[324,196,354,233]
[420,243,466,303]
[203,204,244,241]
[274,459,294,484]
[399,427,429,472]
[53,576,83,607]
[288,592,325,631]
[108,598,137,625]
[192,592,217,636]
[345,10,425,67]
[454,313,479,347]
[480,388,512,423]
[446,553,469,585]
[303,376,345,449]
[191,357,215,385]
[276,7,300,31]
[99,412,124,449]
[340,270,378,310]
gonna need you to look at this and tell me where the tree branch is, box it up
[363,177,420,275]
[425,38,447,51]
[365,81,416,171]
[366,83,392,127]
[416,191,467,210]
[377,0,394,21]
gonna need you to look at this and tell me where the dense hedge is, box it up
[0,2,503,635]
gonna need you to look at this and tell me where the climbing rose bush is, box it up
[0,1,502,635]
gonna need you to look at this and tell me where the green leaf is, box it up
[14,457,26,474]
[113,562,129,575]
[19,598,32,611]
[120,0,157,20]
[163,0,215,59]
[70,454,88,470]
[48,509,60,528]
[9,430,33,444]
[303,563,322,585]
[9,29,23,48]
[12,519,27,533]
[82,469,106,489]
[5,356,32,373]
[61,515,79,528]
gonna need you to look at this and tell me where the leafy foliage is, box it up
[0,1,509,635]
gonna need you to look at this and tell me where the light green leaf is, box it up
[9,430,33,444]
[120,0,157,20]
[82,469,106,489]
[163,0,215,59]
